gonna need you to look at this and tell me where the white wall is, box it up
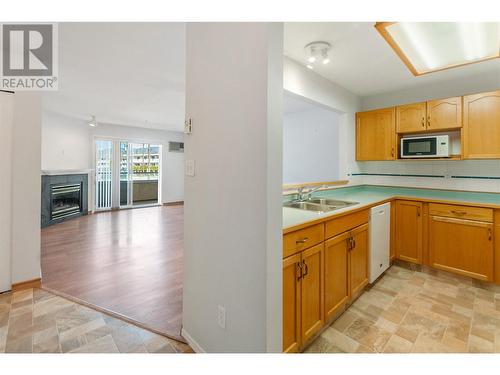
[41,111,185,204]
[41,111,90,171]
[283,106,340,184]
[283,57,363,185]
[183,23,283,353]
[11,93,42,284]
[358,70,500,192]
[0,92,14,292]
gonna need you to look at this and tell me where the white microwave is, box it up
[400,135,449,158]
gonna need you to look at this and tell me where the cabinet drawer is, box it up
[283,223,324,258]
[428,203,493,223]
[325,210,369,239]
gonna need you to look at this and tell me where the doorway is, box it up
[95,138,162,210]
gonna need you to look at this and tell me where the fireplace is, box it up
[41,172,89,227]
[51,183,82,220]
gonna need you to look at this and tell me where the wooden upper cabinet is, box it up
[396,102,426,133]
[395,200,423,264]
[356,107,396,161]
[463,90,500,159]
[427,97,462,131]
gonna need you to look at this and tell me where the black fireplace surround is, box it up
[41,174,88,227]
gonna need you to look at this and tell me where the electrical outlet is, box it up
[217,305,226,329]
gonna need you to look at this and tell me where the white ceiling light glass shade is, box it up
[88,115,98,127]
[375,22,500,76]
[304,41,331,68]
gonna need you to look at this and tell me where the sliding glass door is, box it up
[95,138,161,211]
[120,142,161,207]
[95,139,113,210]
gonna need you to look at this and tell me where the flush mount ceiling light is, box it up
[375,22,500,76]
[304,41,331,70]
[88,115,98,127]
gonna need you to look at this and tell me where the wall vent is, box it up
[169,141,184,153]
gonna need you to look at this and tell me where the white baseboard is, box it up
[181,328,206,353]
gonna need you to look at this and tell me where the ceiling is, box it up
[43,23,186,132]
[284,22,500,97]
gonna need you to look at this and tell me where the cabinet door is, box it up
[283,253,301,353]
[396,102,426,133]
[429,216,493,281]
[349,224,369,298]
[427,97,462,131]
[356,107,396,160]
[324,232,349,321]
[463,90,500,159]
[395,200,423,264]
[300,243,324,345]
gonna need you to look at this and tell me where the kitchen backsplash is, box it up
[349,160,500,193]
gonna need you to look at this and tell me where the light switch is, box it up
[185,159,195,177]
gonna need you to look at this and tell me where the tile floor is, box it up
[0,288,192,353]
[306,265,500,353]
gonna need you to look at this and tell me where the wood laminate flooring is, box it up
[41,205,184,342]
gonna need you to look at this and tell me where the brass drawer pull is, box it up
[451,210,467,216]
[296,237,309,244]
[421,117,425,127]
[488,228,492,241]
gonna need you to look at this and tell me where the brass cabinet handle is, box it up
[296,237,309,244]
[451,210,467,216]
[296,262,303,281]
[421,117,425,127]
[488,228,492,241]
[346,237,351,251]
[427,115,431,127]
[352,238,356,249]
[417,207,421,217]
[391,148,395,157]
[302,260,308,278]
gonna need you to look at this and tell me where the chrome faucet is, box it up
[296,185,325,201]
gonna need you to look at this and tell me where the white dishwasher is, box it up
[369,202,391,283]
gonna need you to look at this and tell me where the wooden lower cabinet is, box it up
[324,232,349,321]
[300,244,324,344]
[282,243,324,352]
[395,200,423,264]
[429,215,494,281]
[349,224,369,297]
[283,253,301,353]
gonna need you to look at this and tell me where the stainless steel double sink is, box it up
[283,197,358,213]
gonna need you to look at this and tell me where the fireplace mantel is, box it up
[41,169,93,176]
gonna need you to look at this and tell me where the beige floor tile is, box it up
[468,334,495,353]
[344,317,391,352]
[1,289,191,353]
[322,327,360,352]
[331,310,358,333]
[383,334,413,353]
[70,334,119,353]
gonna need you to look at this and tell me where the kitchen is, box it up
[281,22,500,353]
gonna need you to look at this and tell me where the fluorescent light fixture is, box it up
[308,56,316,63]
[375,22,500,76]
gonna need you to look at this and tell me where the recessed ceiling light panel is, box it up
[375,22,500,76]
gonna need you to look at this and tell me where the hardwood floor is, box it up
[41,205,184,342]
